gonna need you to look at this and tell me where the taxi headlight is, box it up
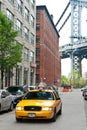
[16,106,23,110]
[42,107,53,111]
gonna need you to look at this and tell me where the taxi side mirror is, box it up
[56,97,60,100]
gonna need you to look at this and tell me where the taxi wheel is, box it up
[58,106,62,115]
[0,104,1,111]
[51,108,56,122]
[16,118,22,122]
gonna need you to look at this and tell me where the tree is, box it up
[79,77,87,88]
[0,12,23,89]
[61,75,69,86]
[68,70,79,88]
[68,69,86,88]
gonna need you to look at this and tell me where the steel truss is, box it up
[70,0,87,74]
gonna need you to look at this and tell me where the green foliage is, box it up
[61,69,87,88]
[79,77,87,88]
[61,75,69,86]
[68,69,87,88]
[0,12,23,88]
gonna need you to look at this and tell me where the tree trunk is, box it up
[1,69,4,89]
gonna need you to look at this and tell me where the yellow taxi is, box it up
[15,88,62,122]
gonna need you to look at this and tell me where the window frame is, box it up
[24,48,29,61]
[16,19,22,35]
[17,0,23,14]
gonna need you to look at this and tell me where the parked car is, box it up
[82,87,87,100]
[28,86,36,90]
[6,86,28,106]
[81,86,87,92]
[15,88,62,122]
[0,89,14,112]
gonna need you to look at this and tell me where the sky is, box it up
[36,0,87,77]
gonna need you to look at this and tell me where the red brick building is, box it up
[36,6,61,87]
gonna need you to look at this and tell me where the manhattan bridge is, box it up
[56,0,87,76]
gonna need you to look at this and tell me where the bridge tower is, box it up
[70,0,87,74]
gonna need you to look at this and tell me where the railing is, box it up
[59,41,87,52]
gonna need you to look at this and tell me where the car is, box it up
[28,86,36,90]
[0,89,14,112]
[15,88,62,122]
[82,88,87,100]
[82,86,87,96]
[6,86,28,106]
[81,86,87,92]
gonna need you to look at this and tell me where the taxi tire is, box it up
[0,104,1,111]
[58,106,62,115]
[16,118,22,122]
[51,108,56,122]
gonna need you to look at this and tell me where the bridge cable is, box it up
[58,13,71,32]
[55,1,70,27]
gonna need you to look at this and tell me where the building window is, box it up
[31,0,35,10]
[30,15,34,28]
[36,35,40,43]
[24,7,29,22]
[24,48,29,61]
[36,13,40,19]
[30,51,34,62]
[36,24,40,31]
[6,9,14,22]
[36,74,40,83]
[17,0,23,14]
[36,61,40,69]
[16,19,22,35]
[16,66,22,85]
[24,27,29,40]
[24,68,28,85]
[36,48,40,56]
[8,0,14,4]
[30,33,34,45]
[30,68,34,85]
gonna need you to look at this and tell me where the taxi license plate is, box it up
[28,113,35,117]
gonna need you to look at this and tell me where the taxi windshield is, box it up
[24,91,54,100]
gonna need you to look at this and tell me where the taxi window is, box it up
[53,91,60,99]
[24,91,54,100]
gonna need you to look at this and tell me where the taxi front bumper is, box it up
[15,110,54,119]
